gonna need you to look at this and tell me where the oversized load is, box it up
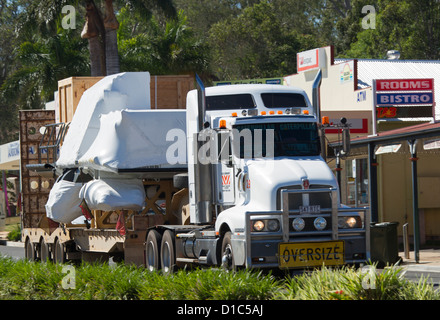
[47,72,187,223]
[56,72,151,169]
[77,109,187,172]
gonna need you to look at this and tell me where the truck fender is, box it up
[231,233,246,267]
[218,225,246,267]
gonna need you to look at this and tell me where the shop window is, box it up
[346,158,369,207]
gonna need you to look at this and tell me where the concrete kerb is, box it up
[0,231,24,247]
[0,240,24,247]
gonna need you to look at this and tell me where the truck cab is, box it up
[181,84,369,270]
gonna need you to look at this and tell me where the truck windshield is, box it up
[261,93,307,108]
[206,94,256,110]
[233,122,320,158]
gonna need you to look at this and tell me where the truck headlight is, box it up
[292,217,305,231]
[338,216,361,229]
[253,220,265,232]
[251,219,280,232]
[267,219,280,231]
[314,217,327,230]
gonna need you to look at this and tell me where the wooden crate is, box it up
[58,77,103,123]
[57,74,195,123]
[19,110,56,228]
[150,75,195,109]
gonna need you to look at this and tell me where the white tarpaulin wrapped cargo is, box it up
[45,172,83,223]
[78,109,187,171]
[56,72,151,169]
[79,179,146,212]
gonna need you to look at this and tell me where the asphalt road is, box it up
[403,269,440,290]
[0,244,25,260]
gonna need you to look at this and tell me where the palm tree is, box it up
[104,0,119,75]
[118,9,210,75]
[81,0,177,76]
[81,1,106,76]
[17,0,177,77]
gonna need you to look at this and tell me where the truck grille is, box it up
[277,185,336,239]
[276,185,333,210]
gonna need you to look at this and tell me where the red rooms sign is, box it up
[374,79,435,119]
[376,79,433,91]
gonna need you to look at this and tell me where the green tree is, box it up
[343,0,440,60]
[15,0,177,77]
[208,1,312,80]
[174,0,261,39]
[0,1,89,143]
[0,0,23,143]
[118,8,210,75]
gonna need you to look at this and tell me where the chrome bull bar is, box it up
[243,188,370,268]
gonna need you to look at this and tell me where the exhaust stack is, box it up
[194,74,213,224]
[312,69,322,121]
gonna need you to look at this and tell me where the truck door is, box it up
[215,131,235,205]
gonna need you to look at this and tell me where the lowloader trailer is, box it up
[23,72,370,271]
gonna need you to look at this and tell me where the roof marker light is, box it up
[232,112,238,117]
[261,111,266,115]
[277,110,283,115]
[269,111,275,115]
[303,110,309,115]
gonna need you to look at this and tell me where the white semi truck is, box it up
[22,72,369,271]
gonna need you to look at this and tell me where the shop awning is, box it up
[0,141,20,171]
[344,121,440,148]
[331,121,440,263]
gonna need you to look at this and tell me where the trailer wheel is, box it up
[221,232,235,271]
[53,238,66,264]
[160,230,176,274]
[145,230,162,272]
[39,238,51,263]
[25,238,37,261]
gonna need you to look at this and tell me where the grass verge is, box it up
[0,255,438,300]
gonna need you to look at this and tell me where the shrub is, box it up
[0,257,438,300]
[6,224,21,241]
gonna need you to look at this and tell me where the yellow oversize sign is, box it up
[278,241,345,269]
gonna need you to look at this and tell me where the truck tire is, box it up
[53,238,66,264]
[25,238,37,261]
[160,230,176,274]
[221,232,236,271]
[145,229,162,272]
[173,173,188,189]
[39,238,51,263]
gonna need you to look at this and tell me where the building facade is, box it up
[284,46,440,243]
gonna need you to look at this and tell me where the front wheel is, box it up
[221,232,236,271]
